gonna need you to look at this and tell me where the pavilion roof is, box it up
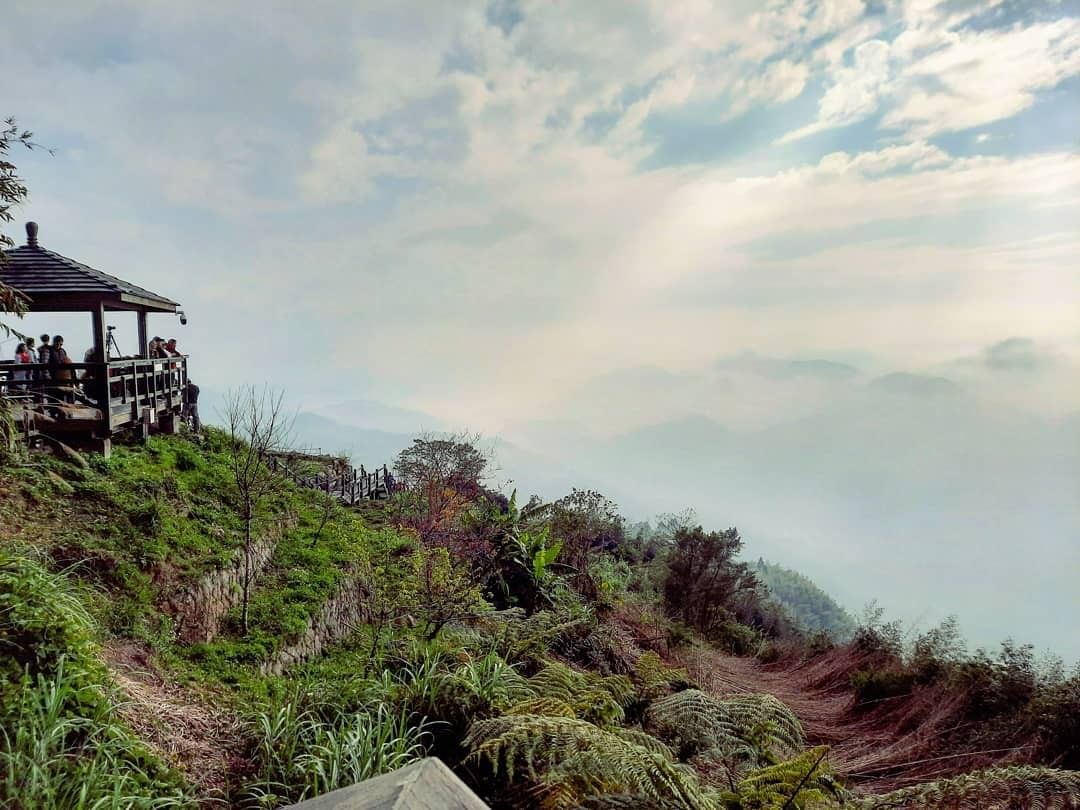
[1,222,179,313]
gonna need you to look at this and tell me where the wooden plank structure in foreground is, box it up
[0,222,188,455]
[284,758,490,810]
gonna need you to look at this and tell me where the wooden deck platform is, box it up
[0,356,189,453]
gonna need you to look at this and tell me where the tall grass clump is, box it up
[0,552,193,808]
[0,659,193,809]
[240,693,430,807]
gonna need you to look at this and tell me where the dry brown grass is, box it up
[105,641,244,806]
[673,644,1036,795]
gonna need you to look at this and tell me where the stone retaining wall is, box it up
[261,572,371,676]
[167,514,296,644]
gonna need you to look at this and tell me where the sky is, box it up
[3,1,1079,653]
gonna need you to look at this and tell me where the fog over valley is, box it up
[274,340,1080,662]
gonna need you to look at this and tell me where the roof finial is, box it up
[26,222,39,247]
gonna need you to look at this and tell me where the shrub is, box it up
[0,551,97,687]
[710,616,761,657]
[850,668,914,706]
[0,554,192,807]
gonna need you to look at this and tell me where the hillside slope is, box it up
[1,433,1078,809]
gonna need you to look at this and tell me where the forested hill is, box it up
[755,559,857,640]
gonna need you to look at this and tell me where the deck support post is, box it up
[158,411,179,435]
[66,435,112,459]
[137,311,148,357]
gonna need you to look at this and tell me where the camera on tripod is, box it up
[105,324,122,360]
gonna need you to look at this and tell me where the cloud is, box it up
[1,0,1078,430]
[981,337,1063,372]
[776,38,891,144]
[885,18,1080,138]
[777,3,1080,144]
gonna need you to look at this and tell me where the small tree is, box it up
[546,488,625,573]
[403,546,489,641]
[662,525,760,637]
[392,433,491,544]
[224,385,293,634]
[0,118,42,462]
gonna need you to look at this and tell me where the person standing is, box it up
[148,336,169,359]
[184,379,201,432]
[37,334,52,379]
[165,338,181,357]
[12,342,31,385]
[24,336,38,364]
[50,335,72,380]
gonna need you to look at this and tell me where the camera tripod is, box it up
[105,325,122,360]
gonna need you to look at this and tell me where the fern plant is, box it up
[645,689,805,785]
[527,660,635,726]
[634,651,691,701]
[494,586,597,665]
[465,713,713,810]
[723,746,842,809]
[858,765,1080,809]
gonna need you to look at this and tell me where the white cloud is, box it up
[776,38,891,143]
[885,19,1080,137]
[778,2,1080,143]
[2,0,1078,430]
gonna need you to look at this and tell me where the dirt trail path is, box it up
[105,641,242,803]
[675,647,989,793]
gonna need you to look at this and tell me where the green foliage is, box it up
[0,554,192,807]
[662,526,761,639]
[545,488,626,574]
[644,690,805,783]
[465,713,711,810]
[0,659,195,809]
[857,765,1080,809]
[711,615,765,657]
[400,545,491,640]
[849,668,914,705]
[634,651,691,701]
[589,555,633,611]
[493,585,598,666]
[473,490,563,613]
[526,660,634,726]
[721,746,839,809]
[0,550,97,686]
[0,117,38,341]
[753,560,856,641]
[242,692,429,807]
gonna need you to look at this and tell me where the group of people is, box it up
[7,330,199,432]
[148,336,182,359]
[10,333,183,374]
[11,334,73,381]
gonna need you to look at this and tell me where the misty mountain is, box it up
[546,384,1080,660]
[291,412,413,467]
[307,399,446,435]
[284,374,1079,660]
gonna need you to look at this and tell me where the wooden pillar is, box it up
[137,310,148,357]
[91,303,107,361]
[90,303,110,421]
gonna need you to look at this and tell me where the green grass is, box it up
[0,551,194,808]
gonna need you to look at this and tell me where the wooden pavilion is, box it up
[0,222,189,455]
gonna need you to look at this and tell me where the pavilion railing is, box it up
[0,356,188,434]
